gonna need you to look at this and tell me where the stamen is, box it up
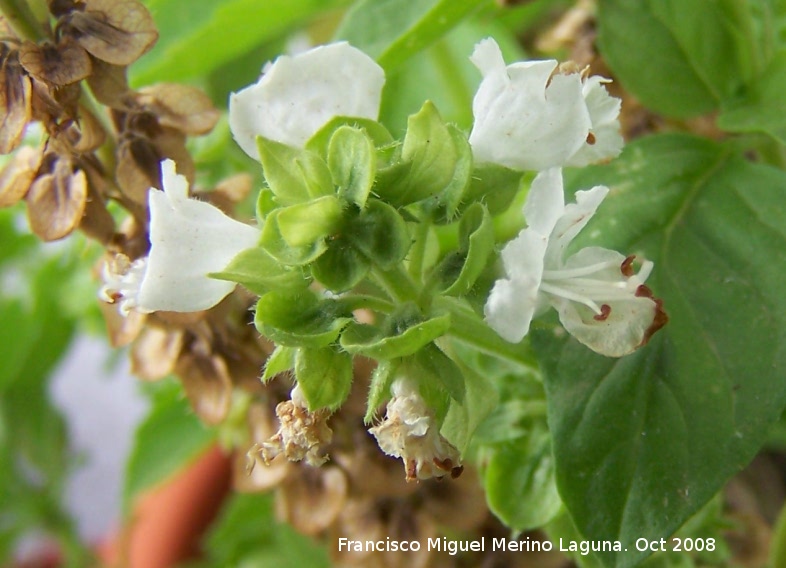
[540,282,603,314]
[543,260,619,280]
[586,132,596,145]
[620,255,635,277]
[593,304,611,321]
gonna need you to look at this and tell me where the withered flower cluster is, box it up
[240,372,568,568]
[0,0,218,244]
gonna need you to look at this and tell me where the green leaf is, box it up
[462,163,523,218]
[483,424,562,531]
[375,101,470,206]
[132,0,351,85]
[440,357,498,452]
[260,196,344,265]
[262,345,297,382]
[256,137,333,205]
[432,203,494,296]
[597,0,761,118]
[535,134,786,567]
[295,347,354,410]
[327,126,377,208]
[124,380,216,509]
[334,0,487,71]
[340,313,451,359]
[414,342,465,404]
[255,290,352,348]
[718,49,786,144]
[311,239,371,292]
[210,246,310,295]
[345,199,411,268]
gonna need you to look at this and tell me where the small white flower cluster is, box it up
[369,379,463,482]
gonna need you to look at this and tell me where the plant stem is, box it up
[372,265,419,303]
[339,294,394,314]
[434,296,538,369]
[0,0,48,41]
[408,218,431,283]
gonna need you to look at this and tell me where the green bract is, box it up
[375,101,472,207]
[254,290,353,348]
[295,346,354,410]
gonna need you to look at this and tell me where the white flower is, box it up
[468,37,622,172]
[369,379,463,482]
[484,168,666,357]
[100,160,260,313]
[229,41,385,156]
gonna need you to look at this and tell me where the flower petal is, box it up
[552,246,661,357]
[484,274,541,343]
[229,42,384,156]
[136,160,260,312]
[566,76,623,167]
[555,295,660,357]
[523,167,565,236]
[468,38,591,171]
[545,183,609,266]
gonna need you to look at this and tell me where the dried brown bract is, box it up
[19,37,91,86]
[0,43,33,153]
[176,346,234,426]
[0,145,41,206]
[111,88,214,203]
[130,324,184,381]
[137,84,221,136]
[54,0,158,66]
[26,152,87,241]
[276,466,348,536]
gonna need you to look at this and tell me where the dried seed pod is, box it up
[175,350,233,425]
[61,0,158,66]
[0,145,41,207]
[70,105,106,152]
[19,38,91,86]
[86,56,130,106]
[130,324,184,381]
[204,173,253,215]
[0,45,33,154]
[115,134,161,203]
[78,162,115,244]
[26,155,87,241]
[98,295,146,347]
[137,84,221,136]
[275,465,348,535]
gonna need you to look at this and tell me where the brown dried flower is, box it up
[250,385,334,467]
[0,43,33,154]
[369,379,463,482]
[54,0,158,66]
